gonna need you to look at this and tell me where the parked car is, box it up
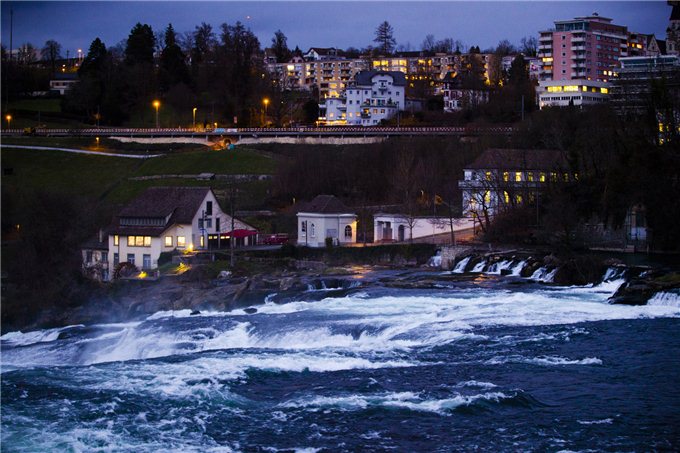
[262,233,289,245]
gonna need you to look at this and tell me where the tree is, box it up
[124,23,155,66]
[271,30,292,63]
[78,38,108,78]
[374,21,396,55]
[41,39,61,76]
[17,43,37,65]
[159,23,190,92]
[520,36,538,57]
[421,34,436,52]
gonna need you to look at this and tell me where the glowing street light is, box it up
[262,98,270,126]
[192,107,197,129]
[5,114,11,129]
[153,100,160,128]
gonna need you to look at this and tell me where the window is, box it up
[200,236,205,247]
[127,254,135,265]
[114,253,119,266]
[485,171,492,181]
[177,236,186,247]
[206,201,212,215]
[515,172,522,182]
[527,172,534,182]
[344,225,352,239]
[503,172,509,182]
[216,217,220,232]
[311,223,316,238]
[301,221,307,233]
[113,235,119,246]
[86,251,93,263]
[127,236,151,247]
[165,236,173,247]
[143,254,151,269]
[102,252,108,263]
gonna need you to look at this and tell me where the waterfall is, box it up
[452,256,471,274]
[602,267,626,282]
[471,260,487,273]
[530,267,557,283]
[486,260,514,275]
[511,260,527,276]
[647,291,680,307]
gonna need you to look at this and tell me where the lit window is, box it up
[515,172,522,182]
[200,236,205,247]
[527,172,534,182]
[504,191,510,204]
[515,194,523,203]
[485,171,492,181]
[135,236,144,247]
[165,236,173,247]
[114,235,119,246]
[177,236,186,247]
[503,172,509,182]
[344,225,352,238]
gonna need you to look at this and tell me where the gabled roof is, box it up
[354,70,406,87]
[465,149,568,171]
[118,186,212,223]
[298,195,354,214]
[671,5,680,21]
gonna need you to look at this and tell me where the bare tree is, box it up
[41,39,61,75]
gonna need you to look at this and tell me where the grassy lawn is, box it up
[8,98,62,113]
[1,146,279,209]
[1,136,209,153]
[133,148,278,176]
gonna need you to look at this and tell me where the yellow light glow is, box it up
[263,98,270,106]
[564,85,579,92]
[138,271,148,279]
[153,100,160,109]
[600,87,609,94]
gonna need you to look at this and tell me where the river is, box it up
[2,269,679,452]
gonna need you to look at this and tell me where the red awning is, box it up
[225,229,258,238]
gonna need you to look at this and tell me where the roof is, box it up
[297,195,354,214]
[465,149,568,171]
[82,235,108,251]
[672,5,680,21]
[354,70,407,87]
[118,186,212,223]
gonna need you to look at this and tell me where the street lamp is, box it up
[5,114,11,129]
[153,100,160,128]
[192,107,197,130]
[262,98,270,126]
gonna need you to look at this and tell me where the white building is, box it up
[297,195,357,247]
[104,187,255,279]
[537,79,610,109]
[374,214,474,242]
[320,70,406,126]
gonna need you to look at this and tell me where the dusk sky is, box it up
[1,1,672,57]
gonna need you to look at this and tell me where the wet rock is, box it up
[244,307,258,314]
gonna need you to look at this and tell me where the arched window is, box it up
[310,223,316,237]
[344,225,352,238]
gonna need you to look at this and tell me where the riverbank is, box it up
[5,243,678,335]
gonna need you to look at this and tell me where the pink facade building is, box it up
[538,13,628,82]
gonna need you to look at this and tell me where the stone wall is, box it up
[440,245,473,270]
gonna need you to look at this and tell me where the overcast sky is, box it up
[1,1,672,57]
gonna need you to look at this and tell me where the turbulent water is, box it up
[2,271,680,452]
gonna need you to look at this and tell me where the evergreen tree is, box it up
[374,21,396,55]
[125,23,155,66]
[159,23,190,92]
[271,30,292,63]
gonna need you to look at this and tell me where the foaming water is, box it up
[2,273,680,452]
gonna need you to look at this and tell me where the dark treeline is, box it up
[44,21,279,127]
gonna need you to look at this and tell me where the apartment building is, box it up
[538,13,629,83]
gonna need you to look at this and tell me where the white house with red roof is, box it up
[104,187,255,278]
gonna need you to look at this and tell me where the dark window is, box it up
[86,251,93,263]
[114,253,119,266]
[216,217,220,232]
[127,254,135,265]
[102,252,108,263]
[143,254,151,269]
[206,201,213,215]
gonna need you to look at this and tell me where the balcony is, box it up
[539,35,553,42]
[571,63,586,69]
[571,37,585,44]
[572,45,586,51]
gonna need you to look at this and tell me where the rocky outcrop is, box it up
[609,270,680,305]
